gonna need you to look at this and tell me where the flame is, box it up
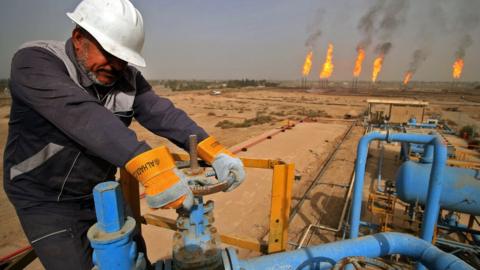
[371,55,384,82]
[452,58,464,79]
[353,48,365,77]
[320,43,334,79]
[302,51,313,77]
[403,72,413,85]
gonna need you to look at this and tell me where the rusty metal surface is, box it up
[190,181,230,196]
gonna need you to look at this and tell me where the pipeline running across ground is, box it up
[289,121,358,223]
[294,125,367,248]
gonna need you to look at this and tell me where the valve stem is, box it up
[187,134,203,175]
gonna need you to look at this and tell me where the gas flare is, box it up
[302,51,313,77]
[353,48,365,77]
[320,43,334,79]
[452,58,464,79]
[403,71,413,85]
[371,55,384,82]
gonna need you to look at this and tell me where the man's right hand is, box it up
[125,146,193,210]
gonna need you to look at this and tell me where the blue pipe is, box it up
[421,144,434,163]
[409,123,438,129]
[400,142,410,161]
[234,232,473,270]
[407,117,437,129]
[349,132,447,245]
[376,142,385,192]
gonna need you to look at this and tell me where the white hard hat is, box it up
[67,0,146,67]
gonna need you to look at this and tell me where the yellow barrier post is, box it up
[119,169,142,229]
[267,163,295,253]
[121,157,295,254]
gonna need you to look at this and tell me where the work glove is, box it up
[197,136,246,191]
[125,146,193,210]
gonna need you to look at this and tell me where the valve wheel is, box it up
[190,180,230,196]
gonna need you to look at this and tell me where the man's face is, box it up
[72,28,127,86]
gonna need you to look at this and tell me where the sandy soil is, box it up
[0,87,479,269]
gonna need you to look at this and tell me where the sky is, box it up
[0,0,479,82]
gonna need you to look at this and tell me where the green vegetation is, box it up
[1,79,10,98]
[459,125,478,138]
[297,109,331,118]
[270,111,286,116]
[147,80,162,86]
[0,79,9,90]
[268,108,332,119]
[225,79,278,88]
[163,80,211,91]
[215,115,275,129]
[161,79,279,91]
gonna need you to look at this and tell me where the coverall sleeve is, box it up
[10,47,150,167]
[133,74,209,151]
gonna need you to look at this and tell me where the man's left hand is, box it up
[212,153,245,191]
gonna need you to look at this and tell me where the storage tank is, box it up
[396,161,480,215]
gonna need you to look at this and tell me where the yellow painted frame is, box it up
[120,155,294,254]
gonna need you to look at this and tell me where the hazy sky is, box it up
[0,0,479,82]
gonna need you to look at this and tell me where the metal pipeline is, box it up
[296,171,355,249]
[376,142,385,192]
[408,123,438,129]
[407,118,437,129]
[291,123,359,249]
[232,232,473,270]
[289,122,356,222]
[349,132,447,246]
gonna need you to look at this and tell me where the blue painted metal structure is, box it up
[440,213,480,244]
[87,149,476,269]
[349,132,447,247]
[396,161,480,215]
[92,181,125,233]
[407,118,438,129]
[230,232,473,270]
[87,181,145,270]
[376,142,385,192]
[170,197,223,270]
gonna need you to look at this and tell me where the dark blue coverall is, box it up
[3,39,208,269]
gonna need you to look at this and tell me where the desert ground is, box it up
[1,86,479,268]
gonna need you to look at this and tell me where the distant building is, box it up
[367,99,429,124]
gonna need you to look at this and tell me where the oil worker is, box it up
[3,0,245,269]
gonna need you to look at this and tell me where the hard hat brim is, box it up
[67,12,146,67]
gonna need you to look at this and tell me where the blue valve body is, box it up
[88,181,143,270]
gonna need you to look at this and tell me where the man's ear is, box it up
[72,28,84,52]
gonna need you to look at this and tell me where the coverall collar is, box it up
[65,38,95,88]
